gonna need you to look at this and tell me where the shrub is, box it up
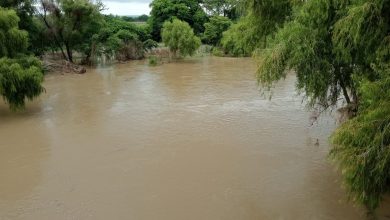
[202,16,232,45]
[161,19,201,58]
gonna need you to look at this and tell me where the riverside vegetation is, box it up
[0,0,390,215]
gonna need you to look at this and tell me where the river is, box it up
[0,57,386,219]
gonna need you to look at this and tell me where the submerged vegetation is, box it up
[161,19,201,58]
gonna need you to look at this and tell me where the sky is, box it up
[101,0,152,16]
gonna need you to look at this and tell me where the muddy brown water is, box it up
[0,57,388,219]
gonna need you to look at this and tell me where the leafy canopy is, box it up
[161,19,201,58]
[93,15,151,61]
[0,7,44,110]
[252,0,390,211]
[201,0,239,19]
[40,0,104,62]
[149,0,208,41]
[202,15,232,45]
[0,0,47,55]
[257,0,357,109]
[219,0,294,56]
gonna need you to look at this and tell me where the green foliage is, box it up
[0,8,28,58]
[202,0,239,19]
[256,0,356,108]
[330,68,390,211]
[102,15,151,42]
[244,0,292,43]
[251,0,390,211]
[219,0,295,57]
[220,16,260,56]
[329,0,390,212]
[0,7,44,110]
[93,15,150,61]
[0,0,47,55]
[211,46,224,56]
[202,16,232,45]
[121,14,149,22]
[161,19,201,58]
[143,39,159,51]
[332,0,390,79]
[40,0,104,63]
[148,55,158,66]
[0,0,35,29]
[0,57,44,110]
[149,0,208,41]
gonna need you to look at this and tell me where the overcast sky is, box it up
[101,0,152,16]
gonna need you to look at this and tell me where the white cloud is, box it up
[101,1,151,15]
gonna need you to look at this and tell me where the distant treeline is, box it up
[117,14,149,22]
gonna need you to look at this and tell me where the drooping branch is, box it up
[38,0,69,61]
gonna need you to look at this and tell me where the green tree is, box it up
[330,68,390,212]
[92,15,151,62]
[39,0,104,63]
[202,16,232,45]
[137,14,149,22]
[0,7,44,110]
[244,0,293,42]
[252,0,390,212]
[329,0,390,212]
[201,0,239,19]
[219,0,293,57]
[220,15,261,56]
[148,0,208,41]
[161,19,201,58]
[143,39,158,51]
[257,0,356,109]
[0,0,48,55]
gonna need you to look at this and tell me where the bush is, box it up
[161,19,201,58]
[220,16,262,57]
[330,68,390,211]
[0,57,44,110]
[148,55,158,66]
[143,39,159,51]
[94,16,149,61]
[211,47,224,56]
[202,16,232,45]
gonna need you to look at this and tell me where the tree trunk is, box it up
[39,2,69,61]
[65,43,73,63]
[339,80,351,104]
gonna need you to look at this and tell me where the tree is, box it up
[201,0,239,19]
[218,0,293,57]
[161,19,201,58]
[137,14,149,22]
[148,0,208,41]
[0,0,48,55]
[202,15,232,45]
[330,68,390,212]
[252,0,390,212]
[39,0,104,63]
[0,7,44,110]
[329,0,390,212]
[92,15,151,62]
[220,15,261,56]
[243,0,293,47]
[257,0,356,109]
